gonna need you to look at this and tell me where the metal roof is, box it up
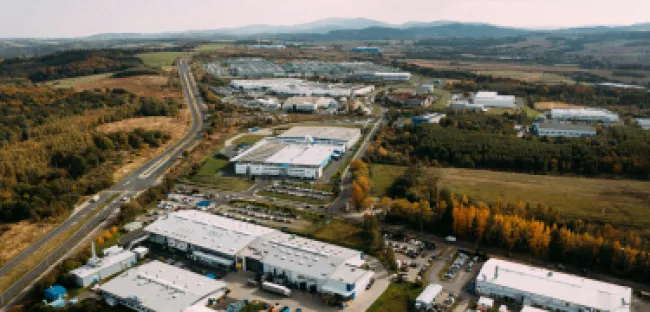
[231,140,337,167]
[278,126,361,143]
[144,210,276,257]
[478,259,632,312]
[98,261,227,312]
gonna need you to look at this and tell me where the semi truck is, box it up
[261,281,291,297]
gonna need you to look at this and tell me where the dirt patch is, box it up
[97,115,190,181]
[534,101,586,110]
[0,221,57,266]
[77,75,183,102]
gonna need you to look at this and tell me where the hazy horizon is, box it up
[2,0,649,38]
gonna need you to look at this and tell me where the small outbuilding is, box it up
[44,285,66,302]
[415,283,443,310]
[477,296,494,310]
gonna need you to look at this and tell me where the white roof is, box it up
[551,108,619,120]
[245,231,364,282]
[416,284,443,303]
[477,296,494,307]
[99,261,227,312]
[278,126,361,143]
[232,140,336,167]
[284,96,336,107]
[478,259,632,312]
[144,210,277,257]
[521,306,548,312]
[71,249,135,278]
[475,91,499,98]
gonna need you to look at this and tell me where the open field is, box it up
[42,73,113,89]
[136,52,190,67]
[231,134,268,146]
[367,282,424,312]
[76,74,184,102]
[257,191,332,205]
[370,164,650,236]
[185,157,254,192]
[311,218,364,249]
[534,101,586,110]
[408,59,650,85]
[431,89,451,109]
[0,194,120,293]
[0,221,57,267]
[194,43,234,52]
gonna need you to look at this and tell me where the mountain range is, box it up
[68,18,650,41]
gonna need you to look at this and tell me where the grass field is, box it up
[534,101,586,110]
[257,191,332,205]
[185,157,254,192]
[370,164,650,236]
[367,282,424,312]
[231,135,268,147]
[42,73,113,89]
[475,70,575,84]
[0,193,120,293]
[137,52,190,67]
[311,219,364,250]
[0,221,57,267]
[430,89,451,109]
[194,43,233,52]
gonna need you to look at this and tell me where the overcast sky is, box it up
[2,0,649,38]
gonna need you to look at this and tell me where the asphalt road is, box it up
[0,59,204,308]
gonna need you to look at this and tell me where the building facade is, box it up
[71,245,137,287]
[532,123,597,138]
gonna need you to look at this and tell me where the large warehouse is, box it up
[532,123,597,138]
[230,79,374,97]
[551,108,620,123]
[276,126,361,148]
[145,211,374,300]
[473,91,516,108]
[98,260,228,312]
[476,259,632,312]
[231,140,337,179]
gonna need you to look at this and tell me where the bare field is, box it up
[371,164,650,236]
[76,74,183,102]
[534,102,586,110]
[0,221,57,266]
[42,73,114,89]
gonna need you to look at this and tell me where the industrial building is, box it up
[98,260,228,312]
[476,259,632,312]
[415,284,443,309]
[248,44,286,50]
[246,97,281,110]
[351,72,413,81]
[351,47,382,53]
[276,126,361,148]
[417,84,435,94]
[231,140,337,179]
[146,210,276,268]
[230,79,374,97]
[145,210,374,300]
[282,96,338,112]
[449,100,487,112]
[386,92,433,107]
[637,118,650,130]
[532,123,597,138]
[412,113,446,124]
[550,108,620,123]
[70,244,136,287]
[473,91,516,108]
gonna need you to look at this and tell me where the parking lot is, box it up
[263,181,335,202]
[386,236,435,283]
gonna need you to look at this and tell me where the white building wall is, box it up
[537,128,596,138]
[476,280,583,312]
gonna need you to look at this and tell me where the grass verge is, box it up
[366,281,424,312]
[0,193,120,293]
[257,190,332,205]
[231,134,268,146]
[184,156,254,192]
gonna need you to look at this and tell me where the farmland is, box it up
[534,101,586,110]
[137,52,191,67]
[370,164,650,236]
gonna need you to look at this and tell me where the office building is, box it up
[476,259,632,312]
[70,244,136,287]
[98,260,228,312]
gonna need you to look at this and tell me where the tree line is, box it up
[372,162,650,284]
[365,124,650,179]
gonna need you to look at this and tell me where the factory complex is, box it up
[476,259,632,312]
[230,78,375,97]
[472,91,516,108]
[550,108,620,123]
[98,260,228,312]
[231,126,361,179]
[144,210,374,300]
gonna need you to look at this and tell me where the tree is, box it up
[351,182,366,210]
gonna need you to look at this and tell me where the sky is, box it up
[1,0,649,38]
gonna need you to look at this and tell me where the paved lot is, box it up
[224,256,390,312]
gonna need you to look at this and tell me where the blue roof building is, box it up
[196,200,212,210]
[351,47,381,53]
[44,285,66,302]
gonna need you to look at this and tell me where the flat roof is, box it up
[278,126,361,143]
[246,231,363,282]
[537,123,596,131]
[99,261,227,312]
[478,259,632,312]
[71,250,135,278]
[144,210,276,257]
[521,306,548,312]
[231,140,336,166]
[416,284,443,303]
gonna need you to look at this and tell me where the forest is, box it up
[364,162,650,284]
[365,123,650,179]
[0,84,178,222]
[0,50,144,82]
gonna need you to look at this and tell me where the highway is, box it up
[0,59,204,308]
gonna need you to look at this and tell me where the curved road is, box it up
[0,59,204,308]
